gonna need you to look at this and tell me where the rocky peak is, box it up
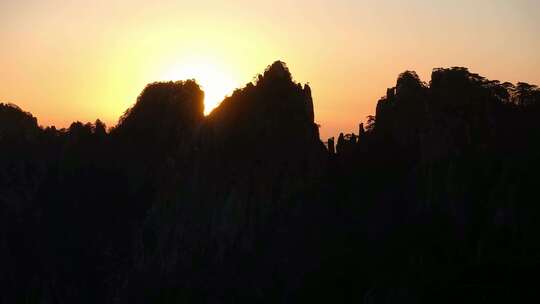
[0,103,39,145]
[205,61,322,157]
[112,80,204,151]
[261,60,293,82]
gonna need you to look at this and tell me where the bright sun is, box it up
[161,62,237,114]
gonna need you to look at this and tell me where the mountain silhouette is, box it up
[1,61,540,303]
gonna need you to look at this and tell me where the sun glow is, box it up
[161,62,238,114]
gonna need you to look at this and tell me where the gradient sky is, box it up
[1,0,539,139]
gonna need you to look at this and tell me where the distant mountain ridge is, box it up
[1,61,540,303]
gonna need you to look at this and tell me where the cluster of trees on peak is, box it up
[1,61,540,303]
[329,67,540,159]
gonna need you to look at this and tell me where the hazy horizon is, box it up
[1,0,539,139]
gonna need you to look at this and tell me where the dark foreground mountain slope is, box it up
[1,62,540,303]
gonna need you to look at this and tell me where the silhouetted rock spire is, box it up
[328,137,335,155]
[304,84,315,122]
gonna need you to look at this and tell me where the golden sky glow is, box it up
[1,0,539,139]
[157,57,239,114]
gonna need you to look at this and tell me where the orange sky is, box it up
[1,0,539,139]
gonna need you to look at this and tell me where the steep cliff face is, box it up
[194,60,325,264]
[373,67,527,162]
[109,80,206,201]
[198,61,324,192]
[123,61,327,302]
[375,71,428,149]
[309,67,540,300]
[341,68,540,288]
[117,66,540,302]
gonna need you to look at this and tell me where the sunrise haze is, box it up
[1,0,539,139]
